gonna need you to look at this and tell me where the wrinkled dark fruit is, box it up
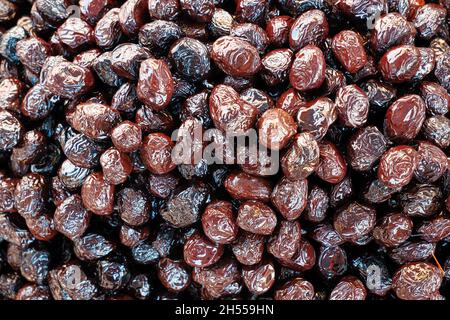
[0,0,449,302]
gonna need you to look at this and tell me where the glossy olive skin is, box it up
[42,60,95,99]
[289,45,326,91]
[137,58,174,111]
[378,145,418,188]
[209,84,258,135]
[332,30,367,73]
[274,277,315,300]
[81,172,114,216]
[0,110,23,151]
[169,37,211,81]
[379,45,420,83]
[237,200,277,235]
[271,177,308,220]
[289,9,328,51]
[335,85,369,128]
[266,16,293,47]
[419,81,450,115]
[211,36,261,77]
[393,262,443,300]
[316,141,347,184]
[54,195,91,240]
[261,49,293,86]
[347,126,387,172]
[95,8,122,49]
[257,108,297,150]
[183,232,223,268]
[140,133,176,175]
[3,0,450,302]
[202,200,238,244]
[296,97,337,140]
[384,95,426,141]
[414,141,448,183]
[371,13,416,53]
[330,276,367,300]
[334,202,376,243]
[280,132,319,181]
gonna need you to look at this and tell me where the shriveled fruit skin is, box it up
[224,171,272,202]
[334,202,376,243]
[378,146,418,188]
[211,36,261,77]
[384,95,426,142]
[209,84,258,135]
[289,9,328,51]
[289,45,326,91]
[160,182,210,228]
[347,126,387,172]
[54,195,91,241]
[332,30,367,73]
[202,200,237,244]
[271,177,308,220]
[392,262,443,300]
[137,58,174,111]
[81,172,114,216]
[379,45,420,83]
[330,276,367,300]
[2,0,450,302]
[42,61,95,99]
[274,277,315,300]
[237,200,277,235]
[281,133,320,180]
[184,232,223,268]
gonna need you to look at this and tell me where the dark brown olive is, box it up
[289,9,328,51]
[119,0,148,36]
[332,30,367,73]
[54,195,91,240]
[0,110,23,151]
[271,177,308,220]
[385,95,426,141]
[211,36,261,77]
[137,58,174,111]
[378,145,418,188]
[140,133,176,175]
[379,45,420,83]
[274,277,314,300]
[335,85,369,128]
[183,232,223,268]
[334,202,376,243]
[232,231,265,266]
[237,200,277,235]
[392,262,443,300]
[242,260,276,295]
[158,258,191,293]
[209,84,258,135]
[266,16,293,47]
[224,171,272,202]
[1,0,450,302]
[330,276,367,300]
[289,45,326,91]
[202,200,238,244]
[281,132,320,180]
[347,126,388,172]
[81,172,115,216]
[372,213,413,247]
[316,141,347,184]
[371,13,416,53]
[257,108,297,150]
[296,97,337,140]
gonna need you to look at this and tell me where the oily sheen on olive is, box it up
[0,0,449,302]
